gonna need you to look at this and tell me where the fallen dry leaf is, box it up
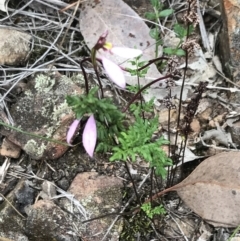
[176,151,240,227]
[178,48,217,84]
[79,0,185,103]
[190,118,200,134]
[79,0,192,102]
[79,0,161,86]
[0,0,7,12]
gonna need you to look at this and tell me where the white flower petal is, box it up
[111,47,142,58]
[82,115,97,158]
[102,57,126,88]
[67,119,81,145]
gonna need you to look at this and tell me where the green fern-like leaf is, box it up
[110,115,172,177]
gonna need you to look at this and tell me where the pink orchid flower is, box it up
[95,31,143,89]
[101,56,126,88]
[67,115,97,158]
[66,119,81,145]
[67,32,142,157]
[82,115,97,158]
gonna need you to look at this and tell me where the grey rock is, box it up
[25,199,80,241]
[0,179,32,239]
[63,172,124,241]
[0,71,83,160]
[0,29,31,65]
[39,180,56,200]
[228,120,240,147]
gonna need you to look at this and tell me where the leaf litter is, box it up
[0,0,240,240]
[161,151,240,227]
[46,2,240,237]
[79,0,192,102]
[79,0,161,82]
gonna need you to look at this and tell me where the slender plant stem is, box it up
[150,167,154,205]
[93,60,104,98]
[0,193,25,218]
[0,121,68,146]
[227,224,240,241]
[80,57,104,97]
[124,162,141,205]
[123,74,172,113]
[124,57,169,73]
[172,2,191,180]
[80,57,91,94]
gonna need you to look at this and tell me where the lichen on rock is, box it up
[0,71,83,160]
[52,100,73,123]
[34,74,56,93]
[24,140,46,160]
